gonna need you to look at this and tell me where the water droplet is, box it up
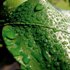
[34,4,44,12]
[23,56,30,64]
[21,52,30,64]
[26,65,32,70]
[3,26,17,40]
[5,38,14,46]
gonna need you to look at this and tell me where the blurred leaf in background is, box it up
[48,0,70,10]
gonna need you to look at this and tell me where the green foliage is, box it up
[3,0,27,11]
[1,0,70,70]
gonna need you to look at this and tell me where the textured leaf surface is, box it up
[2,0,70,70]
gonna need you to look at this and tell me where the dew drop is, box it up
[34,4,44,12]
